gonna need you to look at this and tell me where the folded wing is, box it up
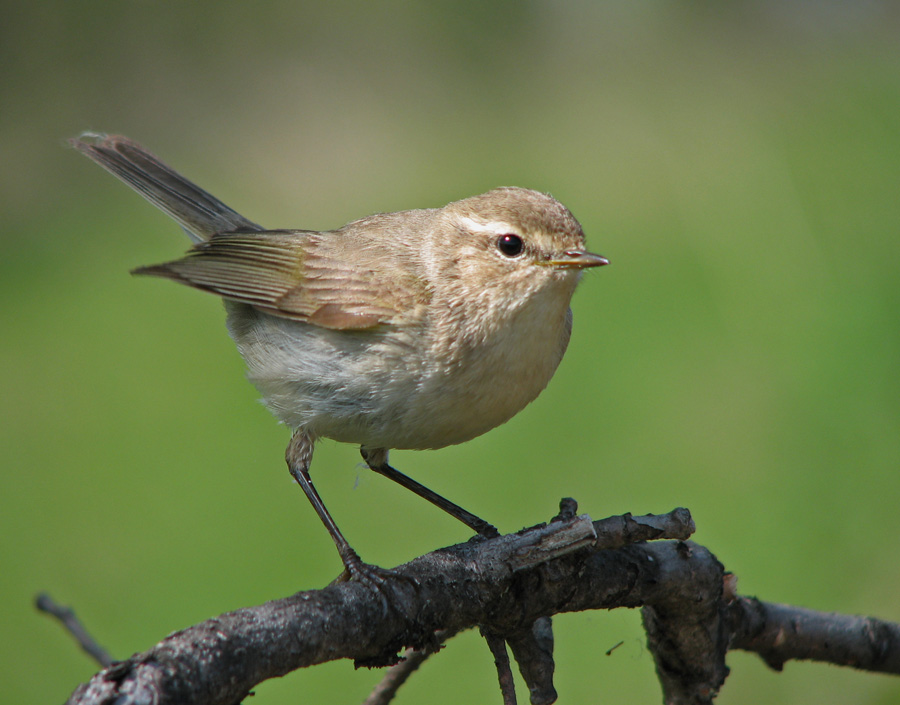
[134,230,426,330]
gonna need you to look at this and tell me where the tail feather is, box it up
[70,133,261,242]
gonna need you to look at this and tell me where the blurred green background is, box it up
[3,2,899,703]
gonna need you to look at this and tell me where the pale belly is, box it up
[225,300,572,450]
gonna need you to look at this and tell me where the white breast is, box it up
[224,284,574,451]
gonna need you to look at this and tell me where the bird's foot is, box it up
[330,549,420,614]
[472,519,501,539]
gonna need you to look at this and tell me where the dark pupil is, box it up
[497,234,524,257]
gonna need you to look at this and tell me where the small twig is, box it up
[483,630,518,705]
[362,629,454,705]
[592,507,695,549]
[605,641,624,656]
[505,617,557,705]
[36,593,115,667]
[729,595,900,674]
[549,497,579,523]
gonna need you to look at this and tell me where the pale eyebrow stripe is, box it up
[456,216,518,236]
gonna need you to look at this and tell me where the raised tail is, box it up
[70,133,261,242]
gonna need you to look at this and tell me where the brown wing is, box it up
[133,230,427,330]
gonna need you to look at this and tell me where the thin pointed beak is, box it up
[540,250,610,269]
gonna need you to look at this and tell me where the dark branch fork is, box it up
[42,505,900,705]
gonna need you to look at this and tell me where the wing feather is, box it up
[133,230,429,330]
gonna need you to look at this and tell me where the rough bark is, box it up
[41,506,900,705]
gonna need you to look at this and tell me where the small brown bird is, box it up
[72,133,608,585]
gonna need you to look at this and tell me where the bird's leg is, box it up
[286,431,395,587]
[360,447,500,538]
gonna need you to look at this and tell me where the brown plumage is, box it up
[72,133,608,585]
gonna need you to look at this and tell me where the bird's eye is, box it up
[496,234,524,257]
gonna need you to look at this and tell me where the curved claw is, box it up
[331,552,420,616]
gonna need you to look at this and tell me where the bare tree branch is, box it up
[640,541,730,703]
[36,593,114,668]
[361,629,454,705]
[483,629,519,705]
[505,617,556,705]
[728,596,900,674]
[45,506,900,705]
